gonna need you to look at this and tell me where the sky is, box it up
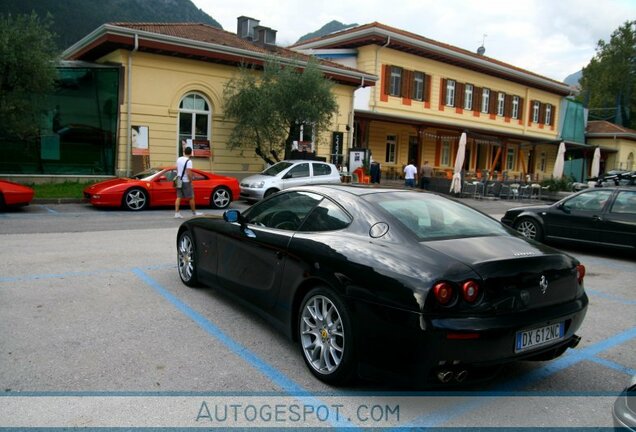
[191,0,635,82]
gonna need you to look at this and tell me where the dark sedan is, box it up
[501,187,635,250]
[176,185,588,386]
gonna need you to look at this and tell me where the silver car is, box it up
[240,160,341,201]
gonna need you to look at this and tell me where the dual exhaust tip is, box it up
[437,369,468,383]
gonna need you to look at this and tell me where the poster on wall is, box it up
[131,126,149,156]
[192,139,211,157]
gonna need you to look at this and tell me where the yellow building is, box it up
[62,19,376,178]
[292,22,574,182]
[586,121,636,173]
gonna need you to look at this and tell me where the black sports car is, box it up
[501,187,636,250]
[177,185,588,386]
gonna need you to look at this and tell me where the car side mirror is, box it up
[158,175,168,182]
[283,172,293,179]
[223,209,241,223]
[557,202,570,214]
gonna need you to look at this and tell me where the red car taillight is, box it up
[433,282,454,305]
[462,280,480,303]
[576,264,586,284]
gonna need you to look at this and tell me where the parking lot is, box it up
[0,199,634,429]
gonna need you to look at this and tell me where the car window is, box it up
[286,163,310,179]
[191,171,206,181]
[263,161,293,176]
[610,190,636,214]
[243,191,322,231]
[299,199,352,232]
[312,163,332,176]
[563,190,613,212]
[368,192,508,240]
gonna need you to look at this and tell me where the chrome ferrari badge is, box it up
[539,275,549,294]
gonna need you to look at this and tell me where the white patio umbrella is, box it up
[590,147,601,179]
[449,132,467,194]
[552,142,566,179]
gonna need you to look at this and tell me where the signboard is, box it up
[131,125,149,156]
[331,132,344,166]
[192,139,211,157]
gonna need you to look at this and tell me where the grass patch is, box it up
[29,181,97,199]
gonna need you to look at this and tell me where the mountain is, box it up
[564,70,582,87]
[0,0,222,51]
[296,20,358,44]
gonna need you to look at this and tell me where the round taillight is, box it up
[462,280,480,303]
[433,282,454,305]
[576,264,586,284]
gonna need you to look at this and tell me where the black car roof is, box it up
[298,183,416,197]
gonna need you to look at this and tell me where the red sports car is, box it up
[83,167,240,211]
[0,180,35,209]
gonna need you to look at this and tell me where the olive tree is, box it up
[223,56,338,164]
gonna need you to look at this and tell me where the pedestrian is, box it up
[419,160,433,190]
[174,146,203,218]
[404,159,417,187]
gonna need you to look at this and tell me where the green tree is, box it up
[0,12,58,139]
[223,57,338,163]
[577,20,636,129]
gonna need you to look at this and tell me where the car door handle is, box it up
[592,215,602,222]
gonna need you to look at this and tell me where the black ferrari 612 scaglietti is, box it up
[176,185,588,386]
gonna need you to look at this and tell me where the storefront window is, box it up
[0,66,119,175]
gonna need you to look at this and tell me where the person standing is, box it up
[175,146,202,218]
[419,160,433,190]
[404,159,417,187]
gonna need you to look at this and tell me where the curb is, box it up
[33,198,84,205]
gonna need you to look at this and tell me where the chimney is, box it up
[254,25,277,47]
[237,16,259,40]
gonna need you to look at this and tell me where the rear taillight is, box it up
[433,282,454,305]
[576,264,586,284]
[462,280,480,303]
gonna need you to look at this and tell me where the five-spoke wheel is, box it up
[211,187,231,209]
[123,188,148,211]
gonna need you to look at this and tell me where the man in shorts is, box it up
[175,146,203,218]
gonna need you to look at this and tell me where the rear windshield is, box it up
[262,162,293,176]
[366,192,509,241]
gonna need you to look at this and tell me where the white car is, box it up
[240,160,341,201]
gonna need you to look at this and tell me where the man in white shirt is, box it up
[403,159,417,187]
[175,146,203,218]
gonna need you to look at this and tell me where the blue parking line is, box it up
[0,264,175,283]
[588,355,636,376]
[586,289,636,305]
[131,268,355,430]
[41,205,59,214]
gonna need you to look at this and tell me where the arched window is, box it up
[178,93,211,155]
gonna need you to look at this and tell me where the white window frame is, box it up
[464,84,473,110]
[506,147,516,171]
[389,67,402,96]
[386,135,397,163]
[481,88,490,113]
[512,96,520,119]
[413,72,424,101]
[445,79,456,107]
[441,141,451,166]
[545,104,552,125]
[497,92,506,116]
[532,101,540,123]
[178,92,211,154]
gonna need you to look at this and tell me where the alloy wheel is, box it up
[212,187,231,209]
[178,232,195,284]
[516,219,537,239]
[124,189,147,211]
[300,294,345,375]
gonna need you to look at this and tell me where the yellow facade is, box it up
[99,50,356,178]
[588,138,636,171]
[355,45,564,180]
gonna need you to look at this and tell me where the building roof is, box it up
[291,22,572,96]
[587,120,636,138]
[62,23,376,87]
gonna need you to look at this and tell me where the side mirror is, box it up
[158,175,168,182]
[556,202,570,213]
[282,172,293,179]
[223,209,241,223]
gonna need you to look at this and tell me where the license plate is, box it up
[515,323,564,353]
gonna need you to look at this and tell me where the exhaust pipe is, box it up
[569,335,581,349]
[455,370,468,383]
[437,371,454,383]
